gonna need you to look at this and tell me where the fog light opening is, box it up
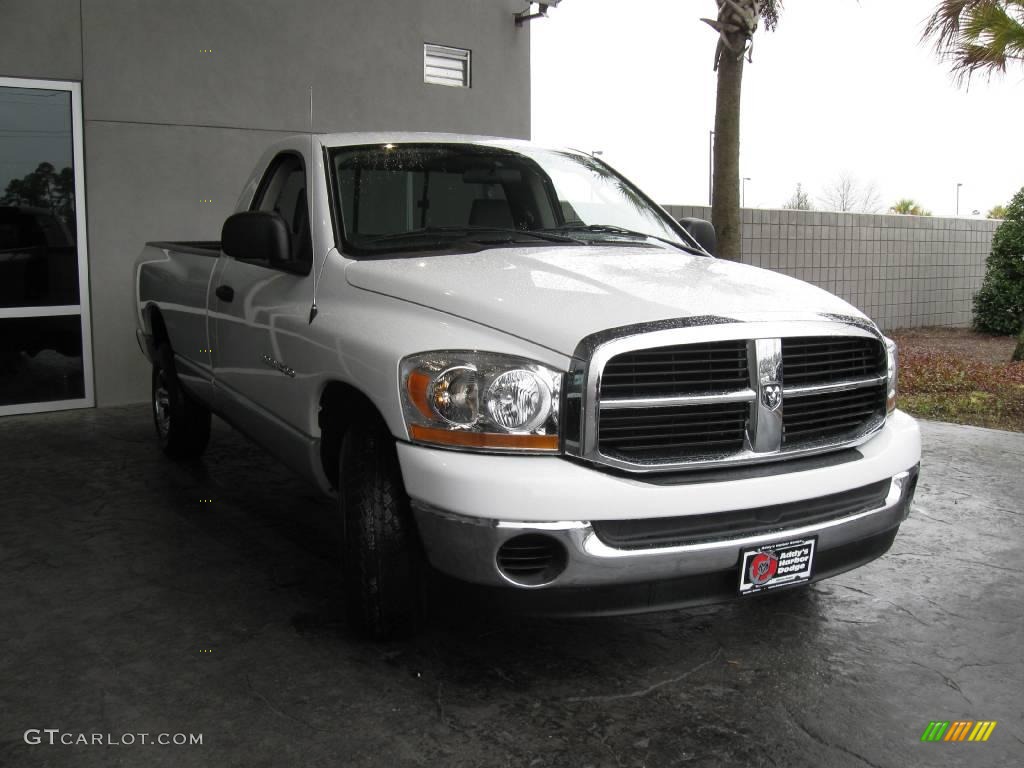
[496,534,568,587]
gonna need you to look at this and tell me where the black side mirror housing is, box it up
[222,212,299,271]
[678,217,717,256]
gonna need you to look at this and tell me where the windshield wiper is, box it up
[550,223,641,236]
[363,226,582,246]
[543,224,705,255]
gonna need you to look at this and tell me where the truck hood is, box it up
[345,245,869,356]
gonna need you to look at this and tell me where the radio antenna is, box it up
[308,85,321,324]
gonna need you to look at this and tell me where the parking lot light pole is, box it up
[742,177,751,209]
[956,182,963,216]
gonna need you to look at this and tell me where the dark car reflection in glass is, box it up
[0,203,79,307]
[0,204,84,406]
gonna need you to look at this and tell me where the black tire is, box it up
[339,415,423,639]
[152,344,211,459]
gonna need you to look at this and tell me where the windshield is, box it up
[328,143,695,255]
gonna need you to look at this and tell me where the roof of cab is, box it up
[314,131,532,149]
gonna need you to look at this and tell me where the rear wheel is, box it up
[152,344,211,459]
[339,415,423,639]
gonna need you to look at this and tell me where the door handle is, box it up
[215,285,234,302]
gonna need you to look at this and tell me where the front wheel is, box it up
[339,416,424,639]
[152,344,211,459]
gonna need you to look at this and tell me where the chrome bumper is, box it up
[412,467,918,590]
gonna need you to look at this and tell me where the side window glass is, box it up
[250,154,313,272]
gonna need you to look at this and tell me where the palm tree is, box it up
[703,0,782,261]
[987,204,1008,219]
[890,199,932,216]
[923,1,1024,83]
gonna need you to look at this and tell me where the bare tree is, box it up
[818,173,882,213]
[783,183,813,210]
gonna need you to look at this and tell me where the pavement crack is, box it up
[885,601,929,626]
[950,557,1024,574]
[829,617,875,625]
[906,661,974,705]
[884,552,932,558]
[951,661,1005,674]
[781,705,884,768]
[835,584,874,598]
[566,648,722,703]
[912,510,952,525]
[918,596,971,621]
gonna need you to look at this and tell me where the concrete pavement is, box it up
[0,407,1021,767]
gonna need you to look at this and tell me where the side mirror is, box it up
[678,217,717,256]
[222,212,296,270]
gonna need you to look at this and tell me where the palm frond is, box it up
[923,0,1024,83]
[759,0,782,31]
[923,0,982,49]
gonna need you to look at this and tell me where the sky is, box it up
[531,0,1024,217]
[0,87,73,191]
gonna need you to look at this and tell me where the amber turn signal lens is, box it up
[407,370,435,419]
[409,424,559,451]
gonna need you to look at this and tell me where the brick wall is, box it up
[662,205,996,331]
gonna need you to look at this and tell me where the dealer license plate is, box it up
[738,537,816,595]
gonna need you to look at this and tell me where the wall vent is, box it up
[424,44,471,88]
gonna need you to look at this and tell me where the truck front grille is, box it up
[782,336,885,386]
[585,329,887,471]
[783,384,887,448]
[598,402,749,461]
[599,341,749,397]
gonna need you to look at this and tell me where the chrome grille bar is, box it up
[599,389,756,410]
[784,375,887,398]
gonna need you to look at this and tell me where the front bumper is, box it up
[413,467,917,590]
[429,525,903,618]
[398,411,921,607]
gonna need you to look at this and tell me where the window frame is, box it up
[0,76,94,416]
[244,150,313,275]
[324,143,702,260]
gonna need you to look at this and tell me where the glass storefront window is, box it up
[0,79,92,415]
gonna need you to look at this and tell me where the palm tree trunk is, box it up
[712,51,744,262]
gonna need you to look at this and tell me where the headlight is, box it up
[884,337,898,414]
[400,351,562,452]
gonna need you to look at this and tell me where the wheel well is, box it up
[147,305,170,349]
[318,382,386,490]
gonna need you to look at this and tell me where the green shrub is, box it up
[974,187,1024,335]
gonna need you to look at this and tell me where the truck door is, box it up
[210,151,315,440]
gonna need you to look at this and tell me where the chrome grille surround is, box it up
[564,314,889,474]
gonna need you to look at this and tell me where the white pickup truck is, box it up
[135,133,920,637]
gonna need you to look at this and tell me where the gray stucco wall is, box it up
[664,205,996,331]
[0,0,83,81]
[2,0,530,406]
